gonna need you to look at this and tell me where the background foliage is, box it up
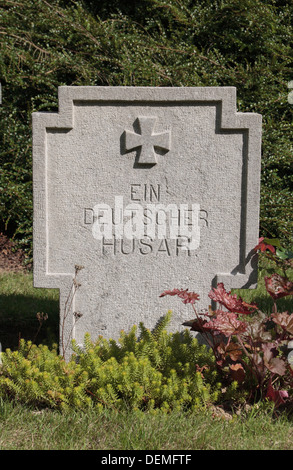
[0,0,292,259]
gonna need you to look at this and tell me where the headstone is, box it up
[32,86,262,355]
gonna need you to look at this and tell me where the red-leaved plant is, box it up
[160,237,293,409]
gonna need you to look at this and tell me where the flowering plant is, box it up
[160,238,293,409]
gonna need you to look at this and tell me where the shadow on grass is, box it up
[250,295,293,315]
[0,294,59,351]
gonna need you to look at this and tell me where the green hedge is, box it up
[0,0,292,259]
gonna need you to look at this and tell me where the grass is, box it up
[0,399,292,450]
[233,258,293,313]
[0,271,59,351]
[0,260,292,450]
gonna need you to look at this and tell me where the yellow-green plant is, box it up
[0,313,234,412]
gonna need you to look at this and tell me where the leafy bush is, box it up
[161,237,293,411]
[0,0,292,258]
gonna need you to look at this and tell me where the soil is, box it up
[0,232,29,273]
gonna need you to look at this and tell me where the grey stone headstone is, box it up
[32,86,262,355]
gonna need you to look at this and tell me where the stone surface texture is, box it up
[33,86,262,351]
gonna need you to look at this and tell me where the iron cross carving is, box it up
[124,116,171,165]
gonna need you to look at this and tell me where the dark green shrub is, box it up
[0,0,292,258]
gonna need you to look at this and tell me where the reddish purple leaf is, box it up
[271,311,293,335]
[160,288,200,304]
[265,274,293,300]
[208,283,257,314]
[203,310,248,337]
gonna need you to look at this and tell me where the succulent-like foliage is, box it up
[0,313,229,412]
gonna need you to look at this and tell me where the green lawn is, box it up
[0,271,59,351]
[233,261,293,314]
[0,399,292,450]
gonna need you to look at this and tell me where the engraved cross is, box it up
[125,116,171,165]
